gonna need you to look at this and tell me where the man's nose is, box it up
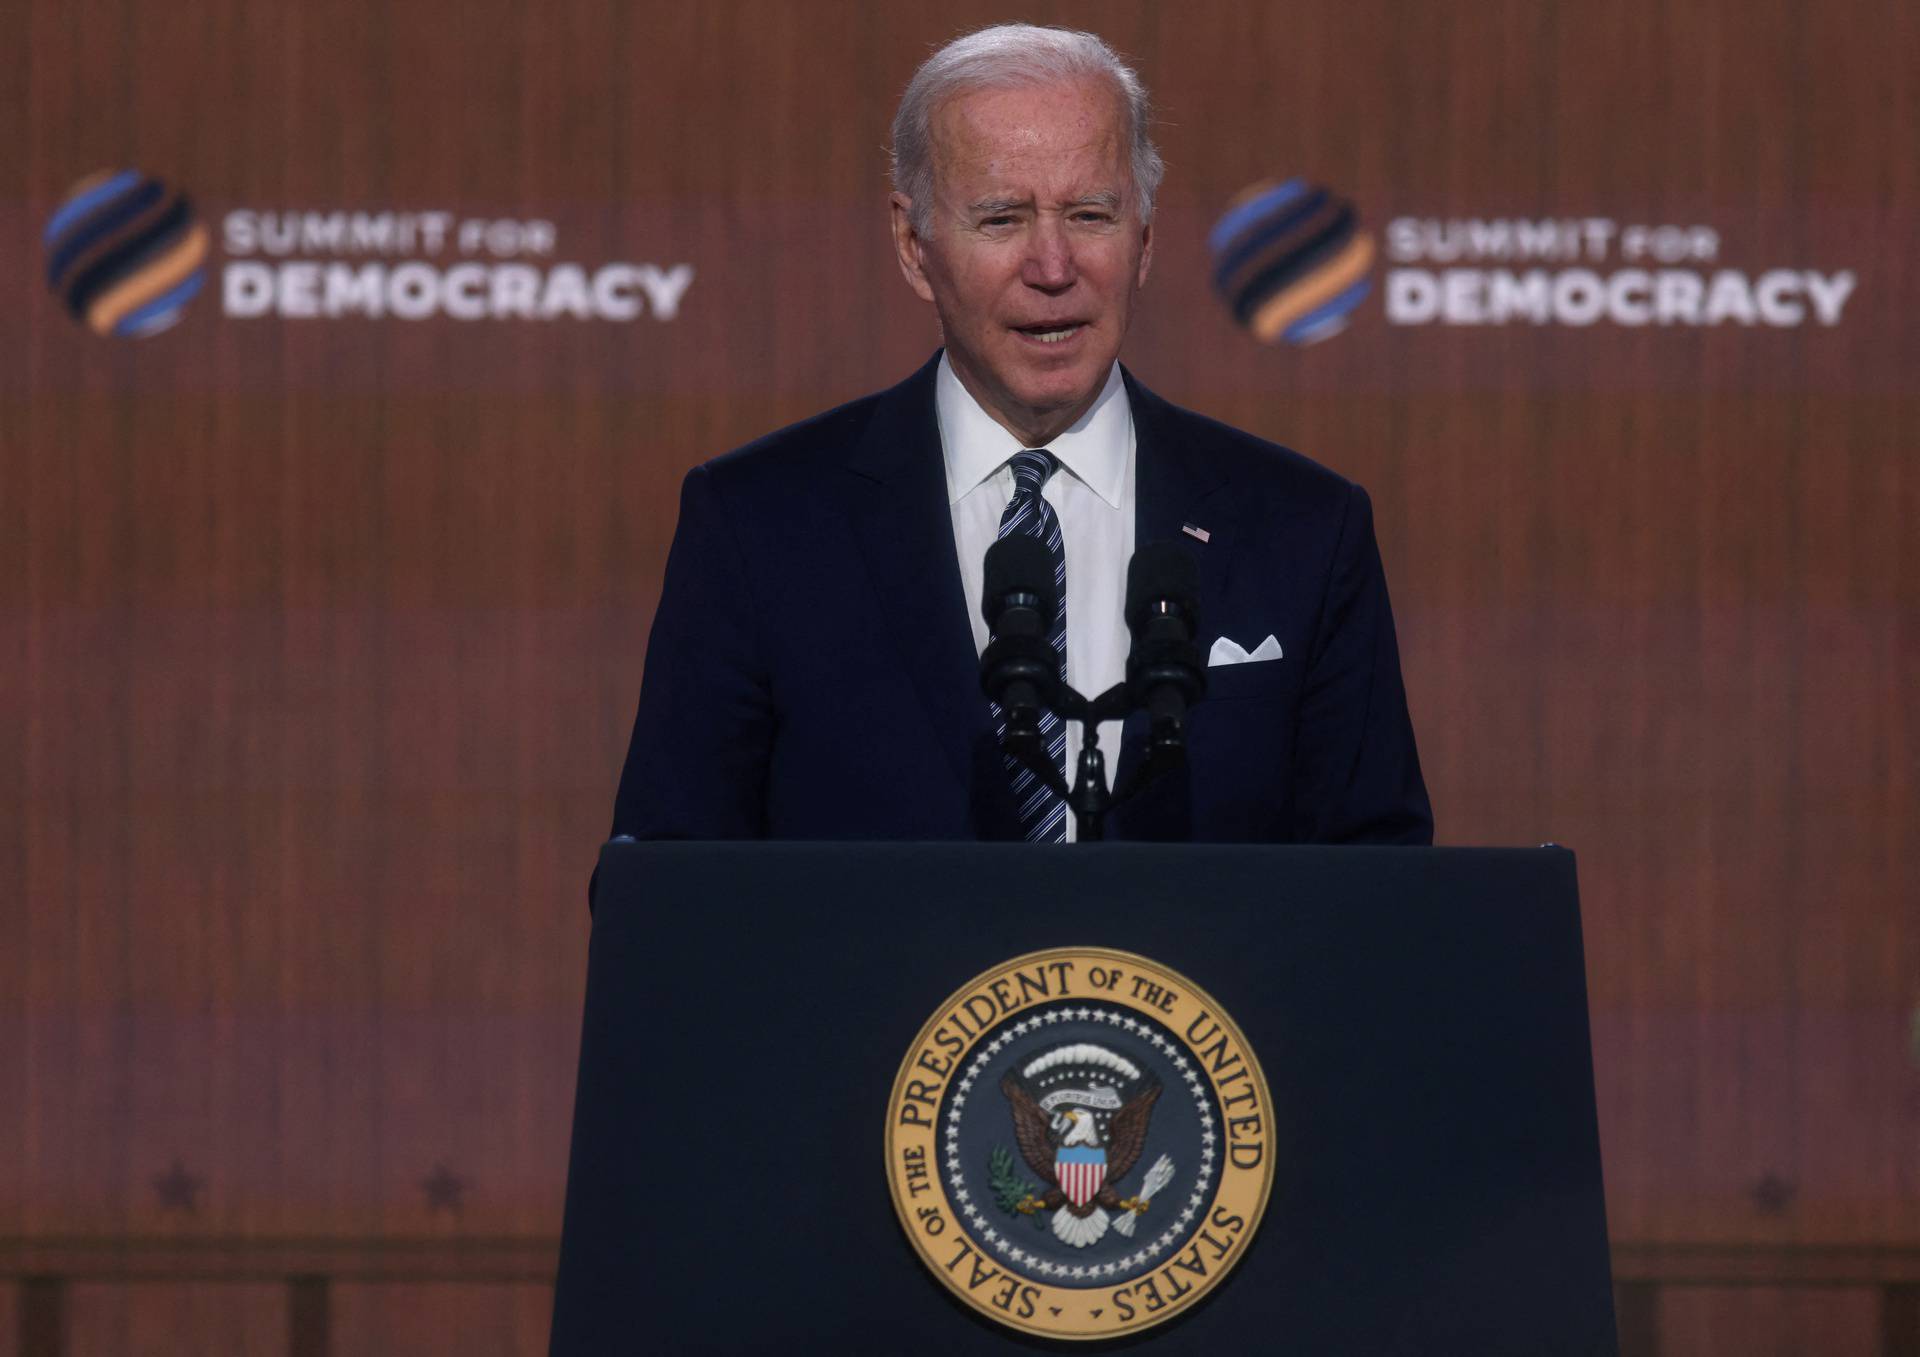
[1022,217,1077,291]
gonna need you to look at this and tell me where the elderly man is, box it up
[609,24,1430,851]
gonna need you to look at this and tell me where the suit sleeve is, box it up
[608,463,774,846]
[1289,483,1434,844]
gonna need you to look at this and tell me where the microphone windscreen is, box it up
[983,535,1059,625]
[1125,541,1200,629]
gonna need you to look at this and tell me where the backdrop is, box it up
[4,2,1915,1355]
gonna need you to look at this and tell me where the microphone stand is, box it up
[1002,682,1187,842]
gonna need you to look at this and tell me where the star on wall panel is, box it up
[153,1160,204,1213]
[421,1163,469,1214]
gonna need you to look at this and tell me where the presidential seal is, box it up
[885,947,1274,1340]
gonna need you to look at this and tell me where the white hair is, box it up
[889,24,1166,235]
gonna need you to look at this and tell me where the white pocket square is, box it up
[1208,634,1283,666]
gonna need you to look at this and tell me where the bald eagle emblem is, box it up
[997,1041,1176,1249]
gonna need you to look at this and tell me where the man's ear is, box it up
[1136,216,1154,290]
[890,193,937,304]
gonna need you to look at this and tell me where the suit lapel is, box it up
[844,354,997,804]
[1116,368,1238,796]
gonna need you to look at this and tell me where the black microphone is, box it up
[980,536,1060,742]
[1124,541,1205,746]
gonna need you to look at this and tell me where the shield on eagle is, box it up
[1055,1144,1106,1208]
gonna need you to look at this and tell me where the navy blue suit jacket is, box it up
[611,353,1430,847]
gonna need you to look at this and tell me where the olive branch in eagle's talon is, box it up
[988,1145,1049,1223]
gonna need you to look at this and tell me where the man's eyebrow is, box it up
[966,191,1124,216]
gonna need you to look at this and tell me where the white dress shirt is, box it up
[935,353,1136,840]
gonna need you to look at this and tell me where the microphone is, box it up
[1124,542,1206,746]
[980,536,1060,742]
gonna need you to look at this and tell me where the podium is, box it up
[551,842,1615,1355]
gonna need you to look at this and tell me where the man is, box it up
[609,24,1430,853]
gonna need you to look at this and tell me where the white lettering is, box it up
[1753,270,1804,326]
[259,215,297,255]
[1385,218,1421,263]
[416,212,454,254]
[1513,221,1565,260]
[443,263,489,320]
[215,258,695,322]
[278,261,321,317]
[1704,270,1758,325]
[1378,219,1611,264]
[456,217,558,256]
[1552,269,1606,325]
[1803,271,1856,324]
[1385,269,1438,322]
[346,214,400,254]
[324,264,385,316]
[1439,269,1485,323]
[1607,269,1653,324]
[223,211,258,256]
[591,265,640,320]
[221,262,274,316]
[1621,224,1714,263]
[1653,271,1704,324]
[539,264,593,319]
[1488,271,1550,323]
[1379,261,1851,330]
[299,213,348,253]
[491,265,541,317]
[1465,220,1512,260]
[481,220,520,256]
[634,263,694,320]
[388,262,439,319]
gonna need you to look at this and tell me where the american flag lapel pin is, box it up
[1182,522,1211,543]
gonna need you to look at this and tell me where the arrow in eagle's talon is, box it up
[1120,1196,1147,1213]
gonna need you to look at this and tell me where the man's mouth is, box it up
[1014,322,1086,345]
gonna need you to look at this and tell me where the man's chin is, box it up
[1003,348,1112,399]
[949,346,1113,439]
[1008,373,1107,425]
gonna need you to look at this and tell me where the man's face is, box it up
[891,77,1154,445]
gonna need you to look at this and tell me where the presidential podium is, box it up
[550,842,1616,1355]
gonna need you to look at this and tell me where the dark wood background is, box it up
[4,1,1915,1353]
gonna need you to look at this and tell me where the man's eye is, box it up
[982,215,1015,227]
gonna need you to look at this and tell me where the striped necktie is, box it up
[993,449,1069,843]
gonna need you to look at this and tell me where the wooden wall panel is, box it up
[65,1283,286,1357]
[5,0,1916,1324]
[329,1283,550,1357]
[1659,1285,1882,1357]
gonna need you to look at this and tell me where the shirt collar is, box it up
[935,352,1131,510]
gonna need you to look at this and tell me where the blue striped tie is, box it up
[993,449,1068,843]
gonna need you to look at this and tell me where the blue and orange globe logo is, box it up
[1209,178,1375,346]
[44,169,209,338]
